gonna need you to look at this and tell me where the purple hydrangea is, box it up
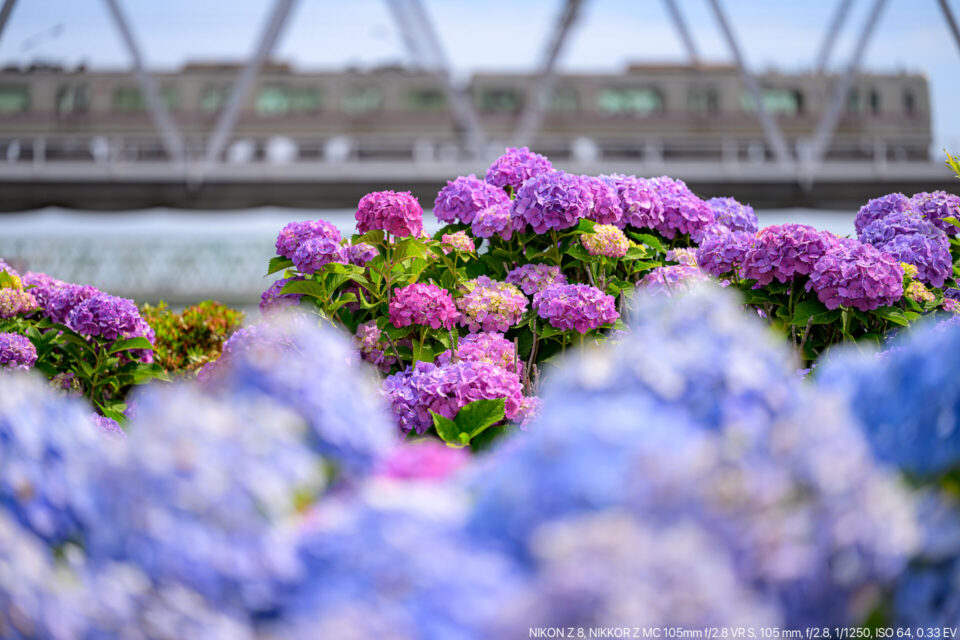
[66,293,157,361]
[0,258,19,278]
[355,190,424,238]
[879,233,952,288]
[511,172,593,234]
[806,238,904,311]
[0,288,38,319]
[505,263,568,296]
[600,174,663,230]
[89,413,125,440]
[345,242,378,266]
[580,175,623,226]
[436,331,521,375]
[260,277,304,315]
[581,224,630,258]
[292,236,345,275]
[0,332,36,370]
[858,211,944,246]
[471,203,515,241]
[456,277,528,333]
[440,231,476,254]
[44,283,101,324]
[433,174,510,225]
[696,229,756,277]
[388,283,458,330]
[666,247,698,266]
[854,193,913,236]
[911,191,960,236]
[354,321,397,373]
[639,264,710,297]
[276,220,342,260]
[484,146,553,192]
[648,176,715,241]
[532,283,619,334]
[740,224,834,285]
[708,197,759,233]
[21,272,65,312]
[381,359,523,434]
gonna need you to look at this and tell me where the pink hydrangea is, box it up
[275,220,341,260]
[806,238,904,311]
[581,175,623,226]
[511,172,593,234]
[440,231,476,255]
[648,176,715,241]
[505,263,567,296]
[389,283,458,330]
[355,190,424,238]
[345,242,378,266]
[0,288,38,319]
[456,277,528,333]
[666,247,699,266]
[436,331,521,375]
[377,440,470,480]
[532,283,619,334]
[581,224,630,258]
[471,203,515,241]
[354,321,397,373]
[740,224,834,285]
[433,174,510,224]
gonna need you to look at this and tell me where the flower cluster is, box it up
[471,203,515,240]
[67,292,156,344]
[648,176,715,241]
[389,283,458,330]
[436,331,521,375]
[512,172,593,234]
[0,287,38,318]
[433,174,509,224]
[740,224,833,285]
[806,238,904,311]
[695,229,755,277]
[911,190,960,236]
[0,332,37,370]
[505,263,568,295]
[484,146,553,191]
[456,276,528,333]
[260,277,304,315]
[878,233,952,288]
[854,192,914,236]
[44,283,101,324]
[344,242,377,266]
[708,196,759,233]
[275,219,341,260]
[639,264,710,297]
[354,321,397,373]
[381,359,523,433]
[666,246,698,266]
[581,175,623,226]
[355,190,424,237]
[905,280,935,304]
[440,230,476,254]
[581,224,630,258]
[601,174,663,229]
[859,211,944,245]
[532,283,618,333]
[292,236,345,274]
[21,271,65,310]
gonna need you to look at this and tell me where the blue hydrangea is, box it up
[708,196,759,233]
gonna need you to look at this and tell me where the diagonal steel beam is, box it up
[815,0,854,73]
[514,0,584,147]
[662,0,700,65]
[806,0,887,168]
[938,0,960,57]
[204,0,299,164]
[706,0,792,167]
[0,0,17,44]
[103,0,185,163]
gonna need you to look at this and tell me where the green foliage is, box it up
[430,398,506,447]
[139,300,244,375]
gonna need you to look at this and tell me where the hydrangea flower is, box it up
[877,232,952,288]
[275,220,341,260]
[433,174,509,224]
[600,174,663,230]
[377,440,470,481]
[695,230,755,277]
[580,224,630,258]
[67,292,156,347]
[456,277,528,333]
[90,413,125,440]
[0,288,38,318]
[471,203,515,241]
[647,176,715,241]
[740,224,833,285]
[911,190,960,236]
[806,238,904,311]
[21,271,65,311]
[44,283,101,324]
[389,283,459,330]
[532,283,618,334]
[666,247,698,266]
[484,146,553,191]
[436,331,521,375]
[505,263,567,296]
[511,172,593,234]
[0,332,37,370]
[440,231,476,254]
[355,190,424,238]
[354,320,397,373]
[858,210,945,245]
[905,280,935,304]
[638,264,710,297]
[344,242,377,266]
[0,258,19,278]
[854,192,913,236]
[707,196,759,233]
[381,360,523,434]
[292,236,345,274]
[260,277,303,315]
[514,395,542,429]
[580,175,623,226]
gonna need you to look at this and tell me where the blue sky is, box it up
[1,0,957,153]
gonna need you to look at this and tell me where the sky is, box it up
[1,0,957,153]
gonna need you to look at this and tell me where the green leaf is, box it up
[565,244,593,262]
[281,278,327,300]
[55,331,97,355]
[266,256,295,276]
[454,398,506,439]
[535,321,559,339]
[871,305,909,327]
[329,293,357,312]
[626,232,665,254]
[623,246,650,261]
[942,216,960,230]
[131,362,169,384]
[0,269,19,289]
[575,218,597,234]
[412,341,434,364]
[792,299,840,326]
[430,410,465,447]
[108,336,155,354]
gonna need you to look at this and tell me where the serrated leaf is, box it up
[565,244,593,262]
[454,398,506,439]
[626,232,665,254]
[431,410,464,447]
[575,218,596,233]
[329,293,357,312]
[792,299,840,326]
[871,305,909,326]
[266,256,295,276]
[281,279,327,300]
[108,336,154,354]
[942,216,960,229]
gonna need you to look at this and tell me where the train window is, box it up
[113,86,144,112]
[869,89,881,115]
[904,89,916,116]
[56,85,90,115]
[201,85,230,113]
[475,88,524,112]
[405,88,446,110]
[0,85,30,113]
[343,86,382,114]
[255,87,321,116]
[740,88,802,116]
[545,86,579,112]
[597,88,663,116]
[847,89,860,113]
[687,87,718,115]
